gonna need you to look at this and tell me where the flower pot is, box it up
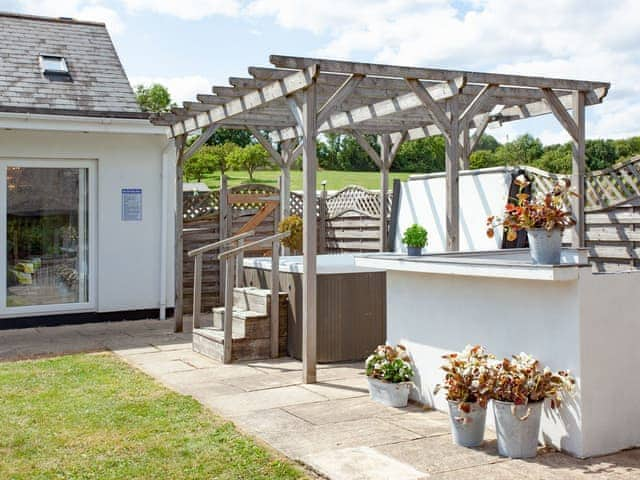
[493,400,543,458]
[447,400,487,447]
[407,246,423,256]
[366,377,411,407]
[527,228,562,264]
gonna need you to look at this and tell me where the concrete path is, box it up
[2,319,639,479]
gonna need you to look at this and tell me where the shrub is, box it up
[402,224,428,248]
[278,215,303,252]
[366,345,414,383]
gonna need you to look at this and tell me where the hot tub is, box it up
[242,254,386,362]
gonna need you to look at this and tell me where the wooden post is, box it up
[572,91,586,247]
[192,254,202,329]
[235,238,244,288]
[219,175,228,303]
[223,258,234,364]
[388,178,402,251]
[445,99,460,251]
[280,166,291,220]
[461,122,470,170]
[379,134,391,252]
[270,240,280,357]
[174,135,186,332]
[301,80,318,384]
[318,185,327,254]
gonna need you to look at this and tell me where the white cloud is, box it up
[120,0,241,19]
[129,75,211,104]
[14,0,124,33]
[242,0,640,142]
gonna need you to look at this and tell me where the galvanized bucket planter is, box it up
[367,377,411,407]
[493,400,543,458]
[447,400,487,447]
[407,246,423,256]
[527,228,562,264]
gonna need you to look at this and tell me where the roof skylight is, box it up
[39,55,68,74]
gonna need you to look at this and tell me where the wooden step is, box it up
[232,287,287,315]
[192,327,287,362]
[212,305,288,339]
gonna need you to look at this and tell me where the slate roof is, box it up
[0,12,146,118]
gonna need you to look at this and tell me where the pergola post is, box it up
[461,122,470,170]
[445,98,460,251]
[379,134,391,252]
[174,134,187,332]
[289,78,319,384]
[572,91,586,247]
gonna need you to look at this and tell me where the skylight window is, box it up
[40,55,68,74]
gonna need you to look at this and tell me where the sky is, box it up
[3,0,640,145]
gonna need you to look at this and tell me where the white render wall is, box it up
[0,127,175,315]
[384,266,640,458]
[393,168,510,253]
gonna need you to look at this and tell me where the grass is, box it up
[196,169,413,191]
[0,353,306,480]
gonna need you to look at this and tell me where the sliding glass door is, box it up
[0,160,96,316]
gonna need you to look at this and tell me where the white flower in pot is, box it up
[492,353,575,458]
[486,176,578,264]
[365,344,414,408]
[434,345,496,447]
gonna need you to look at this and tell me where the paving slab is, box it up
[232,408,314,436]
[300,376,369,400]
[221,370,304,392]
[302,446,427,480]
[284,395,406,425]
[205,385,327,416]
[378,435,505,476]
[384,408,451,438]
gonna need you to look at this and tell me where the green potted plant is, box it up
[434,345,496,447]
[492,353,575,458]
[402,224,428,256]
[365,344,414,407]
[486,176,577,264]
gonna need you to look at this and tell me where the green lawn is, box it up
[0,353,306,480]
[197,169,412,191]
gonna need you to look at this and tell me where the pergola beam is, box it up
[270,55,610,91]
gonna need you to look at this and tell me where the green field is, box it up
[198,169,413,191]
[0,353,306,480]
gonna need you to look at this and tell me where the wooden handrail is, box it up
[218,230,291,362]
[218,231,291,260]
[187,230,255,257]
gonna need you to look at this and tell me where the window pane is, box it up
[41,56,67,73]
[6,167,89,307]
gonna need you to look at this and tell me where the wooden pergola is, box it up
[151,55,609,384]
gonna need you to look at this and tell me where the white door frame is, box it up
[0,158,98,318]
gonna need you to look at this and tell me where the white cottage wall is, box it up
[0,128,174,315]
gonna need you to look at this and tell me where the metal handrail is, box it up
[218,230,291,363]
[218,231,291,260]
[187,230,255,257]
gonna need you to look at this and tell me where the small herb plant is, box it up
[492,353,575,409]
[434,345,496,411]
[486,175,577,242]
[366,344,414,383]
[402,224,428,248]
[278,215,303,252]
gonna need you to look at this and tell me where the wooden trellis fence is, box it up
[182,182,392,312]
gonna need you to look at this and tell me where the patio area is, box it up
[1,319,639,479]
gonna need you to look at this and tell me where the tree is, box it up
[134,84,173,113]
[475,134,500,152]
[183,142,239,182]
[586,139,618,171]
[469,150,500,169]
[534,145,572,174]
[183,154,211,182]
[393,136,445,173]
[228,143,271,181]
[208,128,253,147]
[493,134,544,166]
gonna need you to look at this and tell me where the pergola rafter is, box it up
[151,55,609,384]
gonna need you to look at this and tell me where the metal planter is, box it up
[367,377,411,407]
[447,400,487,447]
[527,228,562,264]
[493,400,543,458]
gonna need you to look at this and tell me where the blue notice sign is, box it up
[121,188,142,221]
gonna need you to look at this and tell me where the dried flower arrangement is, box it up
[278,215,303,252]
